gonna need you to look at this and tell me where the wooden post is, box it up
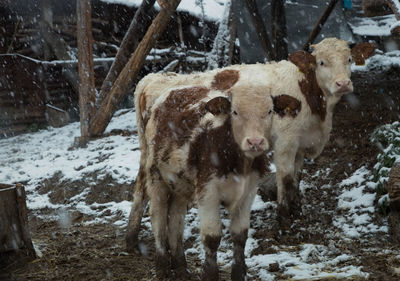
[302,0,339,51]
[243,0,274,61]
[97,0,156,107]
[227,3,237,65]
[271,0,288,60]
[0,184,36,267]
[88,0,182,137]
[76,0,96,145]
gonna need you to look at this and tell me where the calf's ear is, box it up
[272,95,302,118]
[350,42,376,65]
[288,50,316,74]
[205,96,231,115]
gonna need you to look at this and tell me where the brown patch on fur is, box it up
[289,51,316,75]
[272,95,302,118]
[189,118,269,193]
[289,50,326,121]
[251,154,270,177]
[139,93,149,131]
[351,42,376,66]
[153,86,210,159]
[211,69,239,91]
[205,96,231,115]
[188,118,246,192]
[150,164,162,183]
[139,92,147,115]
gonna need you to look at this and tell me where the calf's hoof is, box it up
[201,262,219,281]
[171,255,189,279]
[231,262,247,281]
[155,253,171,279]
[277,204,294,230]
[125,231,139,253]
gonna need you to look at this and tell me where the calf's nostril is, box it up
[247,138,265,150]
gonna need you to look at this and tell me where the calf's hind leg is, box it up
[126,166,149,253]
[167,194,189,277]
[148,179,171,278]
[274,141,299,220]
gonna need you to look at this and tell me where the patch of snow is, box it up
[352,50,400,71]
[348,15,397,36]
[0,108,139,225]
[246,243,368,280]
[339,166,370,187]
[100,0,227,21]
[334,166,388,239]
[391,21,400,33]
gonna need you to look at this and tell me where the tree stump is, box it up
[0,184,36,268]
[388,163,400,243]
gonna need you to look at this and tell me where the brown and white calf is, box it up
[129,80,291,280]
[250,38,375,219]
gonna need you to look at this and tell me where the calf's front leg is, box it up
[229,187,257,281]
[198,190,222,281]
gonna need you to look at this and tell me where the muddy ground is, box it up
[1,66,400,281]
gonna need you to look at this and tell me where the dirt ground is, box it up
[1,66,400,281]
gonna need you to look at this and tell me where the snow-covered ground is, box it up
[0,103,390,279]
[100,0,228,21]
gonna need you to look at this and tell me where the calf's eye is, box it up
[348,58,352,63]
[233,110,238,115]
[319,61,324,66]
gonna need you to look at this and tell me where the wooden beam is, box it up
[271,0,288,60]
[302,0,339,51]
[243,0,274,61]
[97,0,156,107]
[76,0,96,144]
[88,0,182,137]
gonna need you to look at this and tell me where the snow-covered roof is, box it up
[348,14,397,36]
[100,0,228,21]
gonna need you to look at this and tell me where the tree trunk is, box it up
[271,0,288,60]
[243,0,274,61]
[208,0,234,69]
[0,184,36,267]
[88,0,182,137]
[76,0,96,145]
[302,0,339,51]
[97,0,156,107]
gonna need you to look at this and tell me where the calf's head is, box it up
[291,38,375,96]
[205,85,273,158]
[312,38,375,95]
